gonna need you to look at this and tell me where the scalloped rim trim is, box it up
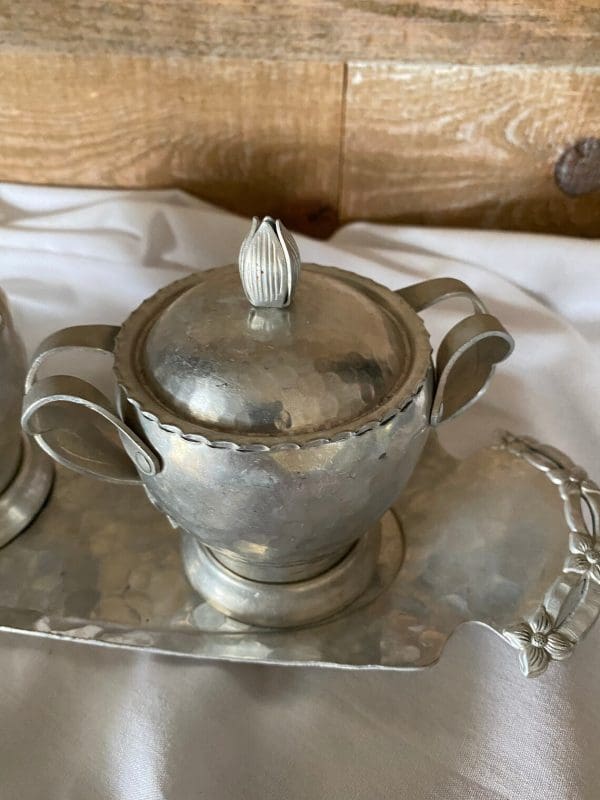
[114,266,432,453]
[122,381,427,452]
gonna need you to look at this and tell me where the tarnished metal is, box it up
[499,433,600,677]
[395,277,513,425]
[181,521,393,628]
[0,435,54,548]
[0,432,597,679]
[21,221,513,625]
[0,289,27,494]
[0,291,53,544]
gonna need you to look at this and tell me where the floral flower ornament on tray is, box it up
[565,532,600,585]
[504,606,574,678]
[501,433,600,677]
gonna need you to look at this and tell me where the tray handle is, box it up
[396,278,513,425]
[499,433,600,677]
[21,325,160,485]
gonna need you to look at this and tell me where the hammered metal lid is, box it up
[116,218,431,443]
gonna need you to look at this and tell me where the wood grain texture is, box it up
[1,0,599,66]
[341,64,600,236]
[1,7,599,238]
[0,52,344,236]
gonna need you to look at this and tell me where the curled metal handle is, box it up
[22,325,160,485]
[396,278,514,425]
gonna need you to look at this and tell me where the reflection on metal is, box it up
[21,229,512,617]
[0,290,54,544]
[181,519,402,628]
[0,432,597,678]
[0,435,54,548]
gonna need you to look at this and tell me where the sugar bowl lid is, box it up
[115,218,431,445]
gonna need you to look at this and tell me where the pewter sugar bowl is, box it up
[22,218,513,627]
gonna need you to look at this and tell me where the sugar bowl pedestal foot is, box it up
[181,513,404,628]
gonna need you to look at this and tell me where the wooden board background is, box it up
[1,1,599,237]
[342,64,600,236]
[0,52,344,236]
[3,1,600,65]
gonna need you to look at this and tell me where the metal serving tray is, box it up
[0,432,598,678]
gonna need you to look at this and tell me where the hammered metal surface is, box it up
[115,265,432,448]
[23,265,514,591]
[143,265,418,435]
[110,263,434,583]
[0,433,595,672]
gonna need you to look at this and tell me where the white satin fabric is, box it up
[0,184,599,799]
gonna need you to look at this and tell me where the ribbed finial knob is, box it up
[238,217,301,308]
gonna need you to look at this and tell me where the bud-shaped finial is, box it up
[238,216,301,308]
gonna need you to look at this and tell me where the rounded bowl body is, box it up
[121,371,433,576]
[113,262,434,577]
